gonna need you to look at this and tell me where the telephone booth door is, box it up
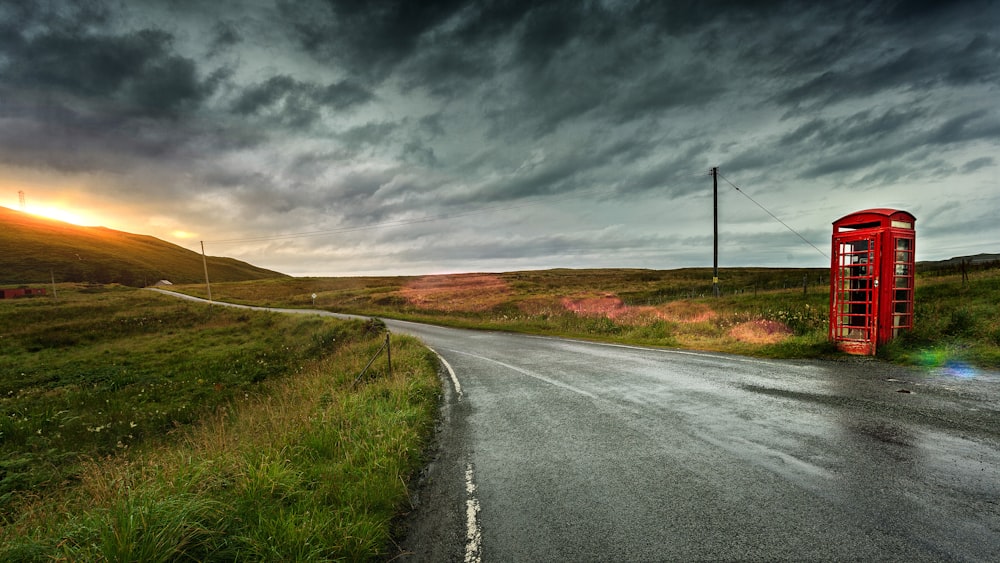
[829,209,915,355]
[831,233,880,355]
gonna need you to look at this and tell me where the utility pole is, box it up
[201,241,213,303]
[712,166,720,298]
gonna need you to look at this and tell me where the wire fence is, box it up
[353,325,392,387]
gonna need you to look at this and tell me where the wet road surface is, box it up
[146,292,1000,561]
[390,320,1000,562]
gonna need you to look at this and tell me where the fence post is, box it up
[386,332,392,378]
[353,333,389,388]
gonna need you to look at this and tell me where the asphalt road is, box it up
[146,291,1000,561]
[390,320,1000,562]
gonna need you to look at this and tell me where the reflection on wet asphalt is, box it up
[144,294,998,561]
[389,320,1000,562]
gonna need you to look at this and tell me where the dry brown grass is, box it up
[515,296,564,316]
[560,294,628,317]
[728,320,793,344]
[559,293,719,326]
[655,301,717,323]
[399,274,511,312]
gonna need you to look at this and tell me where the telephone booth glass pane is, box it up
[835,239,875,340]
[891,236,914,337]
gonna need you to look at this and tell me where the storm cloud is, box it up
[0,0,998,276]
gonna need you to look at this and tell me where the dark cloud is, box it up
[388,228,691,264]
[281,0,468,80]
[619,140,714,197]
[510,1,586,70]
[826,108,927,148]
[402,141,439,167]
[926,110,1000,146]
[0,0,235,179]
[339,121,399,148]
[3,20,216,118]
[232,75,296,114]
[882,0,994,25]
[232,75,373,127]
[611,63,724,122]
[777,33,1000,109]
[727,103,998,185]
[1,0,997,274]
[0,1,112,39]
[0,88,233,174]
[319,80,374,109]
[398,45,496,98]
[208,20,242,56]
[960,157,995,174]
[418,114,445,138]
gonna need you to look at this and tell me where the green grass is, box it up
[0,285,439,560]
[172,265,1000,369]
[879,270,1000,368]
[173,268,832,354]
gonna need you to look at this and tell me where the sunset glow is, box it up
[27,206,97,227]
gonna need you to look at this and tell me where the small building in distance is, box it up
[0,287,48,299]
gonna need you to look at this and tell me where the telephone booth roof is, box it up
[833,208,915,230]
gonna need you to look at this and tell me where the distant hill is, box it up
[0,207,287,286]
[918,253,1000,268]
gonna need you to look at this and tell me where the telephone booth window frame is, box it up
[890,235,915,337]
[832,235,879,347]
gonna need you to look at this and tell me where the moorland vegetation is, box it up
[0,285,437,560]
[173,263,1000,369]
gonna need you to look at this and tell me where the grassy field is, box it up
[3,264,996,559]
[0,285,438,560]
[173,265,1000,369]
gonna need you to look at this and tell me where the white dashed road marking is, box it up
[464,463,482,563]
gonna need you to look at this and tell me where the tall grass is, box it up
[879,270,1000,367]
[174,266,1000,367]
[0,286,440,560]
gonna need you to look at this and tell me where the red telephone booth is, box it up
[829,209,916,355]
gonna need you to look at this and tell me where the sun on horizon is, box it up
[21,204,101,227]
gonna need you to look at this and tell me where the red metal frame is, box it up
[829,209,915,355]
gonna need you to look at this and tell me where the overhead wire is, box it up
[717,171,829,260]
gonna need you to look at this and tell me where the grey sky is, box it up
[1,0,997,276]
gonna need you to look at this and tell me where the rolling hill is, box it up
[0,206,287,286]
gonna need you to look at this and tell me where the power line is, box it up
[717,171,829,260]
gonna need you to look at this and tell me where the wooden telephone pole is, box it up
[201,241,213,303]
[712,167,719,298]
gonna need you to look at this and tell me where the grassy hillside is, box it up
[0,207,286,286]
